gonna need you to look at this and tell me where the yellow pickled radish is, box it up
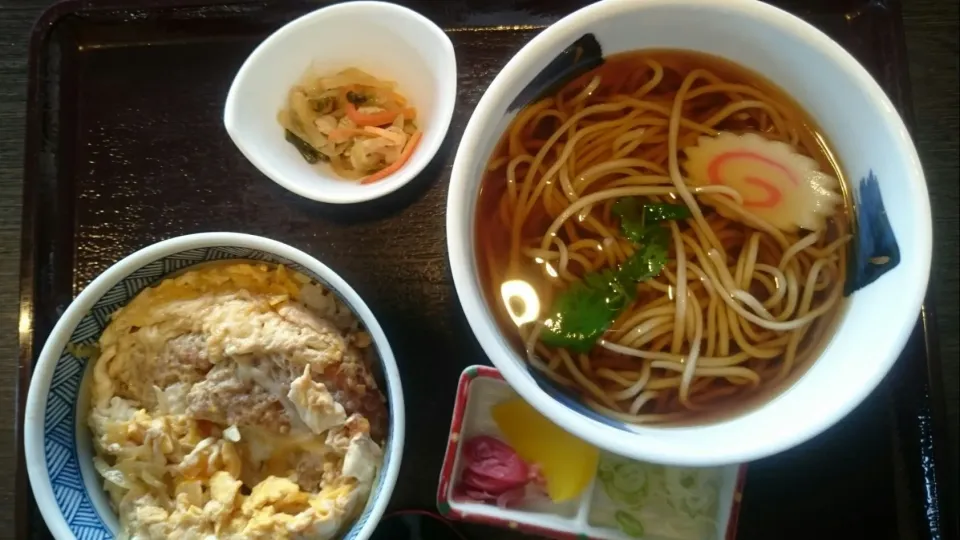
[491,397,599,502]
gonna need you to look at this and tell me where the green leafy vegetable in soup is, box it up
[613,198,692,244]
[539,199,691,352]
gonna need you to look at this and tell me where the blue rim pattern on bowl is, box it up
[43,246,394,540]
[845,171,901,294]
[526,366,629,432]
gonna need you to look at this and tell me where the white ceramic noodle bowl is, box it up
[224,1,457,204]
[447,0,931,466]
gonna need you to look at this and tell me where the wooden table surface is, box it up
[0,0,956,537]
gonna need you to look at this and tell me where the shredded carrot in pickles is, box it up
[278,68,421,182]
[361,130,423,185]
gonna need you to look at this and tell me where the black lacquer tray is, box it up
[17,1,953,539]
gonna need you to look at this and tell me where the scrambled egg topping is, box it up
[87,263,387,540]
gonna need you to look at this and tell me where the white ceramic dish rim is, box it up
[24,232,406,540]
[223,1,457,204]
[447,0,931,466]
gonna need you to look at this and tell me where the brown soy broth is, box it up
[474,49,852,426]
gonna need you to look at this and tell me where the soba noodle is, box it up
[476,50,851,424]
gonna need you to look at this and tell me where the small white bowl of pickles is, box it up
[224,1,457,204]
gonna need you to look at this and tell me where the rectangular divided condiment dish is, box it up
[437,366,746,540]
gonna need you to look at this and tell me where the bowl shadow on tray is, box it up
[265,134,456,225]
[367,304,468,511]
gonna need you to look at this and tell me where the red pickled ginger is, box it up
[454,435,546,508]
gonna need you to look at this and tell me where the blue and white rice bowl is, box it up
[24,232,405,540]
